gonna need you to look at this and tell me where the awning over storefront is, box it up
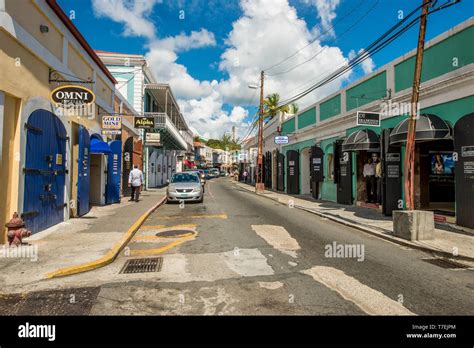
[389,114,452,145]
[342,129,380,152]
[90,138,112,154]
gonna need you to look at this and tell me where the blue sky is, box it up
[58,0,473,139]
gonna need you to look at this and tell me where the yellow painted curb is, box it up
[45,195,167,279]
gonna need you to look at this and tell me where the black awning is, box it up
[342,129,380,152]
[389,114,452,145]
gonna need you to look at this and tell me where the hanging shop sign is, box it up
[50,85,95,106]
[145,132,161,146]
[356,111,381,127]
[101,115,122,135]
[134,117,156,129]
[274,135,289,144]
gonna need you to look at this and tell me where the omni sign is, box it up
[50,85,95,106]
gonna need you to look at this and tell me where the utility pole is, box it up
[256,70,265,193]
[404,0,430,210]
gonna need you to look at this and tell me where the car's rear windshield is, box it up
[171,173,200,183]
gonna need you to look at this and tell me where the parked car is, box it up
[166,172,203,203]
[185,169,206,187]
[211,168,220,177]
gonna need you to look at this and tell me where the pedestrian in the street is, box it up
[128,165,144,202]
[243,170,248,183]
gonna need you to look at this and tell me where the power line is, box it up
[267,0,380,77]
[275,1,427,107]
[263,0,367,73]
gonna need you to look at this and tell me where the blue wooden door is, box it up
[106,140,122,204]
[23,110,67,234]
[77,126,91,216]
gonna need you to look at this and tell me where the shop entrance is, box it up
[355,151,381,205]
[310,146,324,199]
[264,151,272,188]
[23,109,67,234]
[335,140,353,205]
[454,112,474,228]
[286,150,299,194]
[418,140,455,214]
[277,151,285,191]
[105,140,122,204]
[300,148,311,195]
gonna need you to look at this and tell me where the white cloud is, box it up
[92,0,361,139]
[348,48,375,75]
[216,0,349,110]
[91,0,161,39]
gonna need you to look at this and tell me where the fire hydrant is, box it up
[5,212,31,246]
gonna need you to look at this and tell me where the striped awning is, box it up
[342,129,380,152]
[389,114,452,145]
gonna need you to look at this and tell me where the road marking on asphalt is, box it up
[258,281,284,290]
[251,225,300,258]
[130,234,196,257]
[134,232,195,241]
[301,266,415,316]
[159,214,228,220]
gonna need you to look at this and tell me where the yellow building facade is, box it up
[0,0,117,241]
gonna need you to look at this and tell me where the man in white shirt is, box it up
[363,158,376,203]
[128,165,144,202]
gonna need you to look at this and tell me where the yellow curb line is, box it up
[139,225,166,230]
[45,195,168,279]
[130,235,195,257]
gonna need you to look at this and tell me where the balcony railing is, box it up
[144,112,187,150]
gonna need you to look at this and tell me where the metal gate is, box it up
[335,140,353,205]
[23,110,67,234]
[277,151,285,191]
[454,113,474,228]
[77,125,90,216]
[122,136,133,195]
[381,129,402,216]
[286,150,299,194]
[310,146,324,199]
[106,140,122,204]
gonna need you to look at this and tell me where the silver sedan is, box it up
[166,172,204,203]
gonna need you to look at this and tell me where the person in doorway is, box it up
[243,170,249,183]
[128,165,144,202]
[363,157,375,203]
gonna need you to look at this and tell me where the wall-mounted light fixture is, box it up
[40,25,49,33]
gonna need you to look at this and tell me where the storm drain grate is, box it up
[120,257,163,274]
[422,258,470,269]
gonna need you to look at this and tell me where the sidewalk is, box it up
[234,182,474,264]
[0,188,167,291]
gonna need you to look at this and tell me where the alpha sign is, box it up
[50,85,95,106]
[134,117,156,129]
[356,111,381,127]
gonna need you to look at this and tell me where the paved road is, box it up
[2,177,473,315]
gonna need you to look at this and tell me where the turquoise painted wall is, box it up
[297,108,316,129]
[281,117,296,135]
[346,71,387,111]
[395,26,474,92]
[319,137,339,202]
[320,94,341,121]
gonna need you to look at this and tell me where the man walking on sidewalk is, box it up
[128,165,144,202]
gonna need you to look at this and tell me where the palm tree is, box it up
[253,93,290,126]
[289,103,299,115]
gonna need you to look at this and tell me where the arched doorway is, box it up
[23,109,67,234]
[300,147,311,195]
